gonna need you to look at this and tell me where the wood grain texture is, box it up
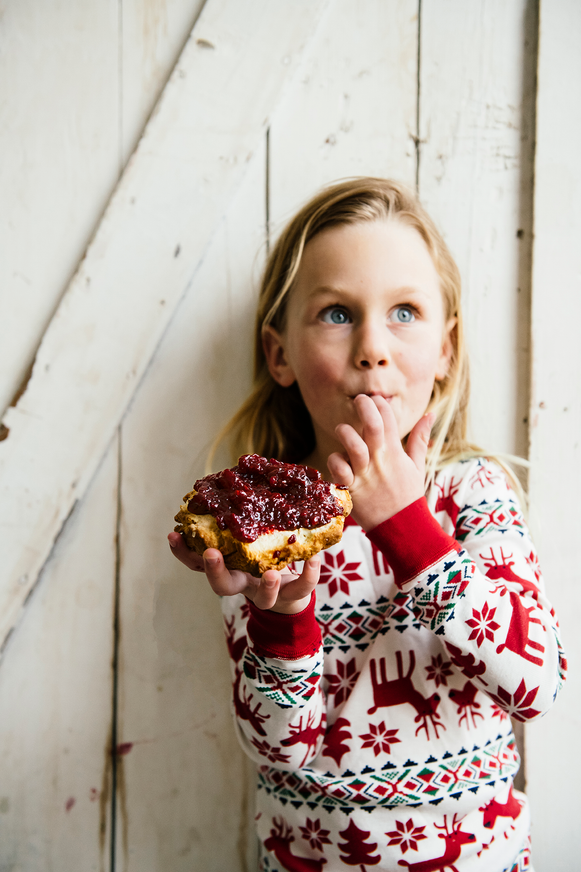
[120,0,207,164]
[269,0,418,230]
[0,0,120,416]
[0,0,330,652]
[0,440,117,871]
[113,139,267,872]
[525,1,581,867]
[419,0,536,458]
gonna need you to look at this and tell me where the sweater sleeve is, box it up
[221,592,327,771]
[367,458,567,722]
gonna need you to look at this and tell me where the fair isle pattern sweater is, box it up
[221,458,566,871]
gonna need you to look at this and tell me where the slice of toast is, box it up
[174,483,352,577]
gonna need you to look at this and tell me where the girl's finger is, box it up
[371,395,403,455]
[327,451,355,487]
[288,555,321,600]
[354,394,385,455]
[252,570,281,610]
[268,557,321,614]
[335,423,370,473]
[203,549,247,596]
[406,412,434,472]
[168,532,206,572]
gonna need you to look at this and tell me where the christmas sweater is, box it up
[221,458,566,871]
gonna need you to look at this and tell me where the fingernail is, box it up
[204,555,219,566]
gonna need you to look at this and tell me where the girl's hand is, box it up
[167,531,320,614]
[327,394,433,531]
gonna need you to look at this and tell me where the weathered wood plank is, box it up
[0,0,330,651]
[120,0,207,164]
[0,439,117,871]
[269,0,418,227]
[419,0,536,458]
[113,132,267,872]
[525,1,581,867]
[0,0,119,416]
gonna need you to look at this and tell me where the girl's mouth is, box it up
[349,392,394,402]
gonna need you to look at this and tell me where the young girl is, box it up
[168,178,565,871]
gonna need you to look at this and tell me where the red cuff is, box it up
[366,497,460,588]
[246,591,322,660]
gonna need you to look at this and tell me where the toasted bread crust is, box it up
[174,485,352,576]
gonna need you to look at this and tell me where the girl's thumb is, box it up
[406,412,435,471]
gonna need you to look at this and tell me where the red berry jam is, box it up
[187,454,346,542]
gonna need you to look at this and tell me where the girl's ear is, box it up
[435,317,457,381]
[262,325,296,387]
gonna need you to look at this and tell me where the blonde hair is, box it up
[212,178,526,499]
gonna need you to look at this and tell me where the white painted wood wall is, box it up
[0,1,578,869]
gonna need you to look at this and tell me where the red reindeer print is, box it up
[321,716,352,766]
[496,591,545,666]
[397,814,476,872]
[233,670,270,736]
[469,463,500,490]
[281,711,326,766]
[435,478,462,527]
[264,817,327,871]
[224,615,247,664]
[448,680,483,729]
[480,547,540,597]
[444,642,487,683]
[368,651,445,739]
[480,787,523,829]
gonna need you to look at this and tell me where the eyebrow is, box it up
[308,284,431,300]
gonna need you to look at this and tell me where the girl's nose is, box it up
[355,324,390,369]
[359,355,388,368]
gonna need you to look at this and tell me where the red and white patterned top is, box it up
[221,457,566,871]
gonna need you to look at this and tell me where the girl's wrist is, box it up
[353,493,422,532]
[268,594,313,615]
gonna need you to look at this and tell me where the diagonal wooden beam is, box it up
[0,0,330,650]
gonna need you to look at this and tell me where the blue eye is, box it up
[392,306,415,323]
[322,307,351,325]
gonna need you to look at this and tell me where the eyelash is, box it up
[391,305,416,324]
[320,306,351,324]
[320,305,418,325]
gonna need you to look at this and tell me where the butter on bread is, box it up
[175,483,352,576]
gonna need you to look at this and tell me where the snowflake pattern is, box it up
[298,818,332,851]
[466,601,501,647]
[489,678,541,722]
[425,653,453,687]
[525,549,542,583]
[250,738,291,764]
[324,657,358,706]
[385,818,427,853]
[359,721,401,757]
[319,550,363,598]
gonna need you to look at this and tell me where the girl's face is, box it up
[263,219,455,471]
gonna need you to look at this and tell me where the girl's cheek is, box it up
[297,345,341,383]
